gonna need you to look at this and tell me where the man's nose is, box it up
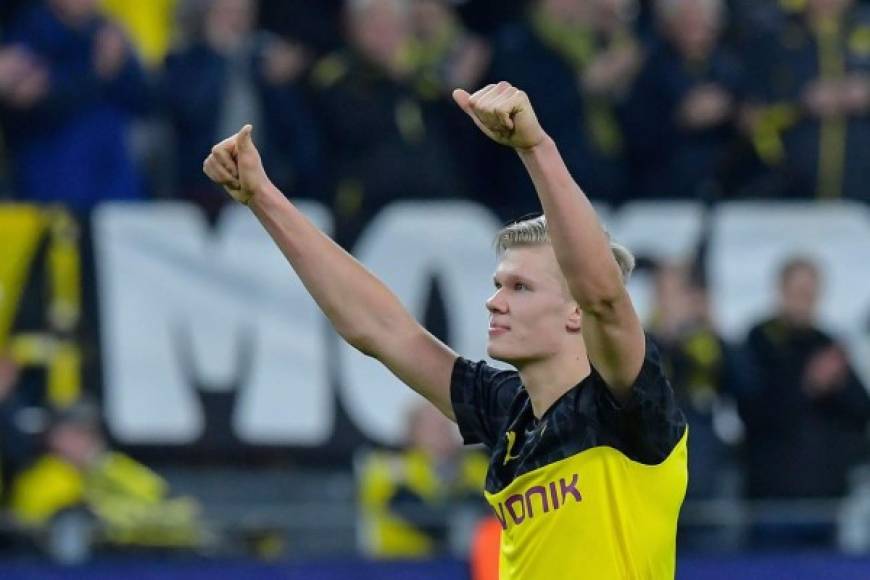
[486,290,507,313]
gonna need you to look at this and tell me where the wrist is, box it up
[515,133,555,157]
[248,180,281,210]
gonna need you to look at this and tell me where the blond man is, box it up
[204,81,687,579]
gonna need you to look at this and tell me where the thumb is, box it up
[452,88,490,136]
[235,124,254,153]
[452,88,472,114]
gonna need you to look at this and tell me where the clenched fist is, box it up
[202,124,271,205]
[452,82,547,150]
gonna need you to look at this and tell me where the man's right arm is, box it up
[203,126,458,419]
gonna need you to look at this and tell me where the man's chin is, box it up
[487,344,515,364]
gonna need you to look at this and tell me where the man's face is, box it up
[486,245,580,364]
[206,0,255,48]
[408,403,460,460]
[666,0,721,62]
[807,0,854,20]
[779,265,820,327]
[539,0,593,27]
[347,0,411,71]
[48,423,102,468]
[50,0,99,25]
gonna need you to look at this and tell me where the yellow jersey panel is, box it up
[487,429,687,579]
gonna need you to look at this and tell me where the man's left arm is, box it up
[453,82,644,400]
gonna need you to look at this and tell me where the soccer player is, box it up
[203,81,688,579]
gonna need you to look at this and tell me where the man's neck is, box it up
[518,343,591,419]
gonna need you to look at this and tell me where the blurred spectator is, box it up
[162,0,321,218]
[480,0,644,216]
[406,0,492,205]
[257,0,343,55]
[99,0,178,68]
[408,0,491,99]
[455,0,529,36]
[743,0,870,200]
[737,257,870,546]
[357,401,488,558]
[624,0,751,200]
[0,44,48,197]
[309,0,467,245]
[0,45,48,110]
[647,262,743,500]
[0,353,44,498]
[1,0,149,214]
[10,403,203,558]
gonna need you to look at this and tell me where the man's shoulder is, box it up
[454,358,525,412]
[453,357,521,388]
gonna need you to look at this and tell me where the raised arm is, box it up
[203,126,458,418]
[453,83,645,398]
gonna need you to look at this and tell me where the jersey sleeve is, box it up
[450,358,522,449]
[596,335,687,465]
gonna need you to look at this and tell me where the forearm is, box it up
[249,184,415,354]
[516,137,624,309]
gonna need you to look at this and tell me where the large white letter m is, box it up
[93,202,333,446]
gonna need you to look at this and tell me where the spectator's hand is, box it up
[802,78,845,118]
[802,345,849,399]
[203,125,270,204]
[0,47,31,93]
[93,26,129,80]
[841,74,870,115]
[261,40,308,85]
[452,82,547,150]
[6,66,49,108]
[447,37,491,90]
[0,47,48,108]
[0,355,20,402]
[678,84,733,129]
[582,42,643,98]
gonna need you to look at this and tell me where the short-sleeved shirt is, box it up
[451,335,688,580]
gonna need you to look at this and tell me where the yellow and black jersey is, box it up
[451,335,688,579]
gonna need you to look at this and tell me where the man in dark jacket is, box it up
[479,0,644,216]
[624,0,748,200]
[742,0,870,200]
[739,256,870,546]
[3,0,149,214]
[162,0,321,218]
[308,0,466,246]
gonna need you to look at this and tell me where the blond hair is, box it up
[495,215,635,282]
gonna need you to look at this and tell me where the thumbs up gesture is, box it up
[452,82,547,150]
[202,124,271,205]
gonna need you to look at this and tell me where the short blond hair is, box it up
[495,215,635,282]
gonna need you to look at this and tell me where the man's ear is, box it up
[566,303,583,333]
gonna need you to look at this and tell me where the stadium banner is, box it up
[6,199,860,461]
[0,204,84,407]
[93,201,336,448]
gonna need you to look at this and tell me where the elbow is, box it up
[564,254,630,315]
[338,327,379,357]
[577,295,621,319]
[571,279,627,318]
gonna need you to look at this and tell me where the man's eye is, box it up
[494,281,502,289]
[514,282,528,291]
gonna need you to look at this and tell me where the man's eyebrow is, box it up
[493,273,531,285]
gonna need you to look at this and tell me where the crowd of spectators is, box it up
[1,0,870,559]
[3,0,870,223]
